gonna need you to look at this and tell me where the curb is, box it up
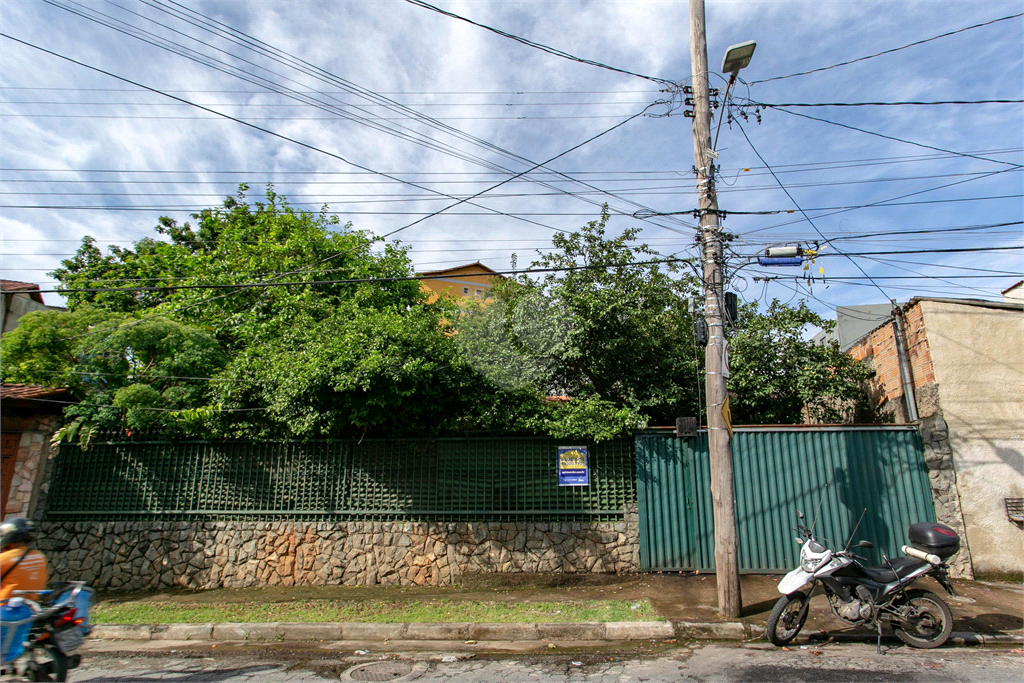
[92,621,684,643]
[90,622,1021,645]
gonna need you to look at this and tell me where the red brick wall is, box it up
[847,302,935,409]
[903,302,936,388]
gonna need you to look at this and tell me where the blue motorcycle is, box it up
[1,582,94,681]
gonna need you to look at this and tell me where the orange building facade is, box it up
[418,262,503,303]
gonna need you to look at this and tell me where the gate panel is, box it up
[636,426,935,573]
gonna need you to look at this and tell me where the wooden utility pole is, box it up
[688,0,742,618]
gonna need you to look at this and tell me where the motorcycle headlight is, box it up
[801,557,818,573]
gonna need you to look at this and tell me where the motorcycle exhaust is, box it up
[901,545,941,565]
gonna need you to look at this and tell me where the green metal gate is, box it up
[635,426,935,573]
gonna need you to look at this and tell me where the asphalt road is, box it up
[70,642,1023,682]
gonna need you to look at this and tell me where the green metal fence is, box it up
[44,437,636,522]
[635,426,936,573]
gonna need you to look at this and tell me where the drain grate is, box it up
[345,661,416,682]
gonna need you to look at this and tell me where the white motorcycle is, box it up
[767,508,961,651]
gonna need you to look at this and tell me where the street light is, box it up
[721,41,756,77]
[713,40,756,150]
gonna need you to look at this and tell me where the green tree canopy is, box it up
[728,299,874,424]
[3,191,875,443]
[454,210,704,437]
[1,309,227,439]
[5,187,474,440]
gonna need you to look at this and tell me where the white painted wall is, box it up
[920,300,1024,577]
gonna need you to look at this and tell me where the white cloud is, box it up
[0,0,1020,310]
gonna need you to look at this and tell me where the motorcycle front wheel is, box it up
[891,589,953,649]
[766,591,808,646]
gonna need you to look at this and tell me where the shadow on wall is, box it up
[832,464,889,566]
[43,438,636,523]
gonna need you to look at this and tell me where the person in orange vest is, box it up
[0,518,48,601]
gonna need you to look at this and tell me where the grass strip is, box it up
[92,599,660,624]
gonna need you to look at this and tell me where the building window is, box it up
[463,287,469,294]
[476,289,483,297]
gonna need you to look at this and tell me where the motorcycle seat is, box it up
[861,556,928,583]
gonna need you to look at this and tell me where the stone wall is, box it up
[3,413,59,521]
[39,509,641,591]
[916,384,974,579]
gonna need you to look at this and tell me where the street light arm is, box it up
[712,73,736,152]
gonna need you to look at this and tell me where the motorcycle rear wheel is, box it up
[28,645,68,682]
[892,589,953,649]
[766,591,808,646]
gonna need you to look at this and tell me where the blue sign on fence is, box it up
[557,446,589,486]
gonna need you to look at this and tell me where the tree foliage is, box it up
[728,299,874,424]
[454,210,704,438]
[2,191,876,443]
[4,187,463,439]
[2,310,226,436]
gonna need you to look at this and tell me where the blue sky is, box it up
[1,0,1021,314]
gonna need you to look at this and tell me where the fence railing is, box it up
[44,437,636,522]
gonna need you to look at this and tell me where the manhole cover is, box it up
[343,661,417,682]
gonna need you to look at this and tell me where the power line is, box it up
[0,30,631,237]
[10,224,1005,245]
[734,119,891,300]
[746,99,1024,107]
[816,220,1024,244]
[40,0,528,175]
[0,208,628,216]
[55,0,694,234]
[6,10,687,339]
[746,13,1024,84]
[849,252,1011,297]
[131,0,692,234]
[0,86,663,95]
[819,245,1023,256]
[10,255,696,295]
[9,240,1022,262]
[25,368,237,383]
[5,169,1009,196]
[1,99,656,107]
[8,193,1020,214]
[402,0,674,85]
[4,147,1019,176]
[740,168,1022,235]
[760,105,1024,169]
[636,193,1023,219]
[17,397,265,412]
[2,113,646,122]
[842,255,1023,275]
[40,0,602,218]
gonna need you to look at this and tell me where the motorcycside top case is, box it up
[908,522,960,559]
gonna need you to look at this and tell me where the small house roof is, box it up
[1,384,72,401]
[0,280,45,305]
[417,261,502,278]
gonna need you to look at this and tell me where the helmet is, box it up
[0,517,36,549]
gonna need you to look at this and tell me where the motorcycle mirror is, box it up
[796,510,804,519]
[857,540,874,549]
